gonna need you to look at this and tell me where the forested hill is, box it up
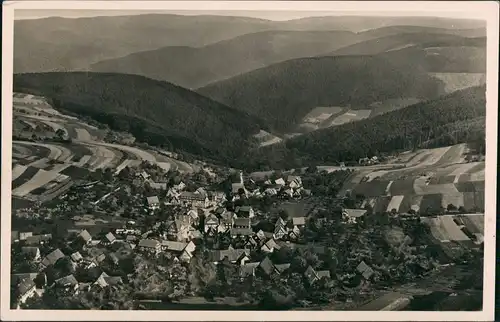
[240,85,486,171]
[13,72,263,163]
[198,54,446,133]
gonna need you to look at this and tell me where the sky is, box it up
[14,9,480,21]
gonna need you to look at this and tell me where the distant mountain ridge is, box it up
[14,14,486,74]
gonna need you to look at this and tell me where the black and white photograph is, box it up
[1,1,498,320]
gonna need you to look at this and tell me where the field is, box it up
[10,92,197,205]
[334,143,485,214]
[429,72,486,94]
[253,130,283,147]
[328,109,372,127]
[421,214,484,246]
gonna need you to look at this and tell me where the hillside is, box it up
[198,55,446,132]
[328,33,486,56]
[13,14,274,73]
[240,85,486,171]
[13,72,263,163]
[90,30,363,89]
[357,25,486,39]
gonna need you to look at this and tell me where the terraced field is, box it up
[10,92,197,205]
[337,144,485,214]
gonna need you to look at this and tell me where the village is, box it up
[10,154,484,311]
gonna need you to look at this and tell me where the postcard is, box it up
[1,1,498,321]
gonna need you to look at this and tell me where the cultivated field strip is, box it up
[12,169,69,197]
[74,155,92,167]
[75,128,93,141]
[425,216,471,242]
[27,158,50,169]
[434,144,466,166]
[14,141,62,160]
[12,165,28,181]
[40,120,68,135]
[441,193,465,209]
[386,195,405,212]
[461,214,484,233]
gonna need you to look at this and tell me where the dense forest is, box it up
[238,85,486,171]
[198,54,446,132]
[13,72,265,164]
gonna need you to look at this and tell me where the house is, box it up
[188,227,203,240]
[208,249,250,265]
[234,218,251,229]
[165,218,190,241]
[287,176,302,189]
[149,181,167,190]
[230,228,253,238]
[342,208,368,224]
[356,261,375,280]
[140,171,150,180]
[292,217,306,229]
[218,211,235,232]
[204,213,220,233]
[21,247,41,261]
[274,218,288,240]
[41,249,65,268]
[174,182,186,191]
[239,262,260,279]
[19,232,33,241]
[274,263,291,274]
[12,231,20,243]
[281,188,294,199]
[146,196,160,211]
[209,191,227,204]
[243,237,258,250]
[179,192,209,208]
[25,234,52,245]
[70,252,83,263]
[264,188,278,196]
[236,206,255,219]
[161,240,196,255]
[257,257,278,277]
[101,232,116,245]
[138,239,161,255]
[94,272,123,289]
[289,226,302,240]
[255,229,268,242]
[54,275,79,294]
[317,270,331,280]
[79,230,92,244]
[16,278,36,304]
[261,239,281,253]
[275,178,286,186]
[186,209,199,221]
[304,265,320,284]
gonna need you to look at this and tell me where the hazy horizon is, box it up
[14,9,487,22]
